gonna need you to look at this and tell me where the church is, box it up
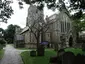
[15,4,76,50]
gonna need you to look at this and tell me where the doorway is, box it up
[69,36,73,47]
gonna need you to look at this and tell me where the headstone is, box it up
[57,49,65,56]
[74,54,85,64]
[62,52,75,64]
[30,50,36,57]
[37,45,45,56]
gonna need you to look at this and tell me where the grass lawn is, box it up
[20,49,56,64]
[0,49,4,60]
[20,48,85,64]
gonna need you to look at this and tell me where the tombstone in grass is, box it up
[49,49,65,64]
[57,49,65,56]
[30,50,36,57]
[74,54,85,64]
[37,41,48,56]
[61,52,75,64]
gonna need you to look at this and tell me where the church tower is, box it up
[26,5,44,26]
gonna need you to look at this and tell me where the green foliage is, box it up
[72,10,83,19]
[0,0,13,23]
[4,24,20,44]
[73,14,85,32]
[0,40,6,47]
[20,49,56,64]
[0,44,3,50]
[0,28,5,34]
[19,0,57,10]
[19,0,85,18]
[70,0,85,9]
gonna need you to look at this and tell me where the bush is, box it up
[0,44,3,50]
[0,40,6,47]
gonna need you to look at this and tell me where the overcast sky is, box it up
[0,0,59,29]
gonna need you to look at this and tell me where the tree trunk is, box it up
[54,43,58,51]
[76,32,79,43]
[41,32,44,42]
[36,32,45,56]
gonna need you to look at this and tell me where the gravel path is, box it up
[0,45,23,64]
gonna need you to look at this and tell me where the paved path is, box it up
[0,45,23,64]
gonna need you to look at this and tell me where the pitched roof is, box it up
[20,27,29,34]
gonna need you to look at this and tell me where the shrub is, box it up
[0,40,6,47]
[0,44,3,50]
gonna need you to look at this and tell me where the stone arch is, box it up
[69,36,73,47]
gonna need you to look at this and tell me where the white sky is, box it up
[0,0,59,29]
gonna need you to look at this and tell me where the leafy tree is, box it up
[0,28,4,33]
[72,14,85,43]
[4,24,20,44]
[0,0,13,23]
[27,7,51,55]
[18,0,85,19]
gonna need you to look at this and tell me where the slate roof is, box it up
[20,27,29,34]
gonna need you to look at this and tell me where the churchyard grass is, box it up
[20,49,56,64]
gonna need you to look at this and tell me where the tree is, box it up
[4,24,20,44]
[0,28,5,38]
[0,28,5,33]
[18,0,85,18]
[0,0,13,23]
[27,12,50,55]
[72,14,85,43]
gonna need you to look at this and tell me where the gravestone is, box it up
[58,49,65,56]
[30,50,36,57]
[61,52,75,64]
[37,45,45,56]
[74,54,85,64]
[49,49,65,64]
[57,49,65,62]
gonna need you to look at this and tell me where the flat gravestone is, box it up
[62,52,75,64]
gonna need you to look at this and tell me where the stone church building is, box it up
[20,5,44,48]
[16,5,76,50]
[45,11,76,50]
